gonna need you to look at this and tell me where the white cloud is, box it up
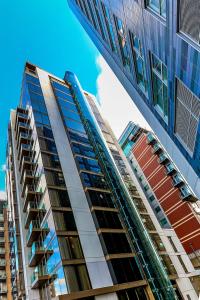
[0,191,6,200]
[96,55,151,139]
[1,165,6,172]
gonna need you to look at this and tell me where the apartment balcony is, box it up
[25,202,46,229]
[146,132,156,144]
[0,238,4,246]
[180,186,197,203]
[0,249,5,257]
[19,155,36,174]
[26,221,49,247]
[152,143,162,154]
[17,131,32,150]
[29,242,53,267]
[21,171,40,197]
[18,143,34,162]
[165,163,176,175]
[172,174,184,188]
[0,260,6,269]
[23,185,43,212]
[158,153,169,164]
[15,121,32,140]
[0,273,6,280]
[15,109,29,131]
[0,287,7,294]
[31,265,57,289]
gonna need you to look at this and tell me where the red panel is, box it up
[175,217,200,240]
[148,167,168,189]
[142,156,161,179]
[153,178,175,199]
[136,147,153,169]
[182,234,200,253]
[133,134,147,159]
[159,191,182,211]
[167,203,192,225]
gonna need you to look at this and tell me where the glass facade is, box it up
[68,0,200,200]
[151,52,168,121]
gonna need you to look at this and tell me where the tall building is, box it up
[0,192,16,299]
[119,122,200,284]
[6,62,199,300]
[67,0,200,199]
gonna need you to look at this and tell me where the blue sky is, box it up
[0,0,149,191]
[0,0,101,190]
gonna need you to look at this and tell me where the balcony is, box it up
[0,287,7,294]
[0,250,5,257]
[15,121,31,140]
[19,155,36,173]
[0,260,6,269]
[172,174,184,188]
[0,273,6,280]
[25,202,46,229]
[21,171,40,197]
[18,143,34,162]
[31,265,57,289]
[15,110,29,131]
[180,186,197,203]
[29,242,53,267]
[26,221,49,247]
[165,163,176,175]
[146,133,156,144]
[17,131,32,149]
[23,185,43,212]
[0,238,4,246]
[152,143,162,154]
[158,153,169,164]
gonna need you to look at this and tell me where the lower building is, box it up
[119,122,200,297]
[0,193,16,299]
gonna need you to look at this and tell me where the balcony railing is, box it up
[165,163,176,175]
[21,171,40,197]
[25,202,46,229]
[158,153,169,164]
[31,264,57,289]
[172,174,184,187]
[180,186,197,202]
[152,143,162,154]
[0,260,6,268]
[23,185,43,212]
[29,241,53,267]
[19,155,36,173]
[147,133,155,144]
[17,131,32,149]
[26,221,49,247]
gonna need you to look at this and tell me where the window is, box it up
[110,258,143,284]
[175,79,200,154]
[95,210,122,229]
[101,2,117,52]
[146,0,166,18]
[129,32,148,93]
[53,211,76,231]
[101,233,131,254]
[49,189,70,207]
[64,264,91,292]
[64,119,86,134]
[59,236,83,259]
[179,0,200,43]
[92,0,107,40]
[72,143,96,158]
[114,16,130,68]
[151,52,168,121]
[82,172,107,189]
[87,190,114,207]
[76,156,101,173]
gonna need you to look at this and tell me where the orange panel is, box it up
[153,178,175,199]
[148,167,168,189]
